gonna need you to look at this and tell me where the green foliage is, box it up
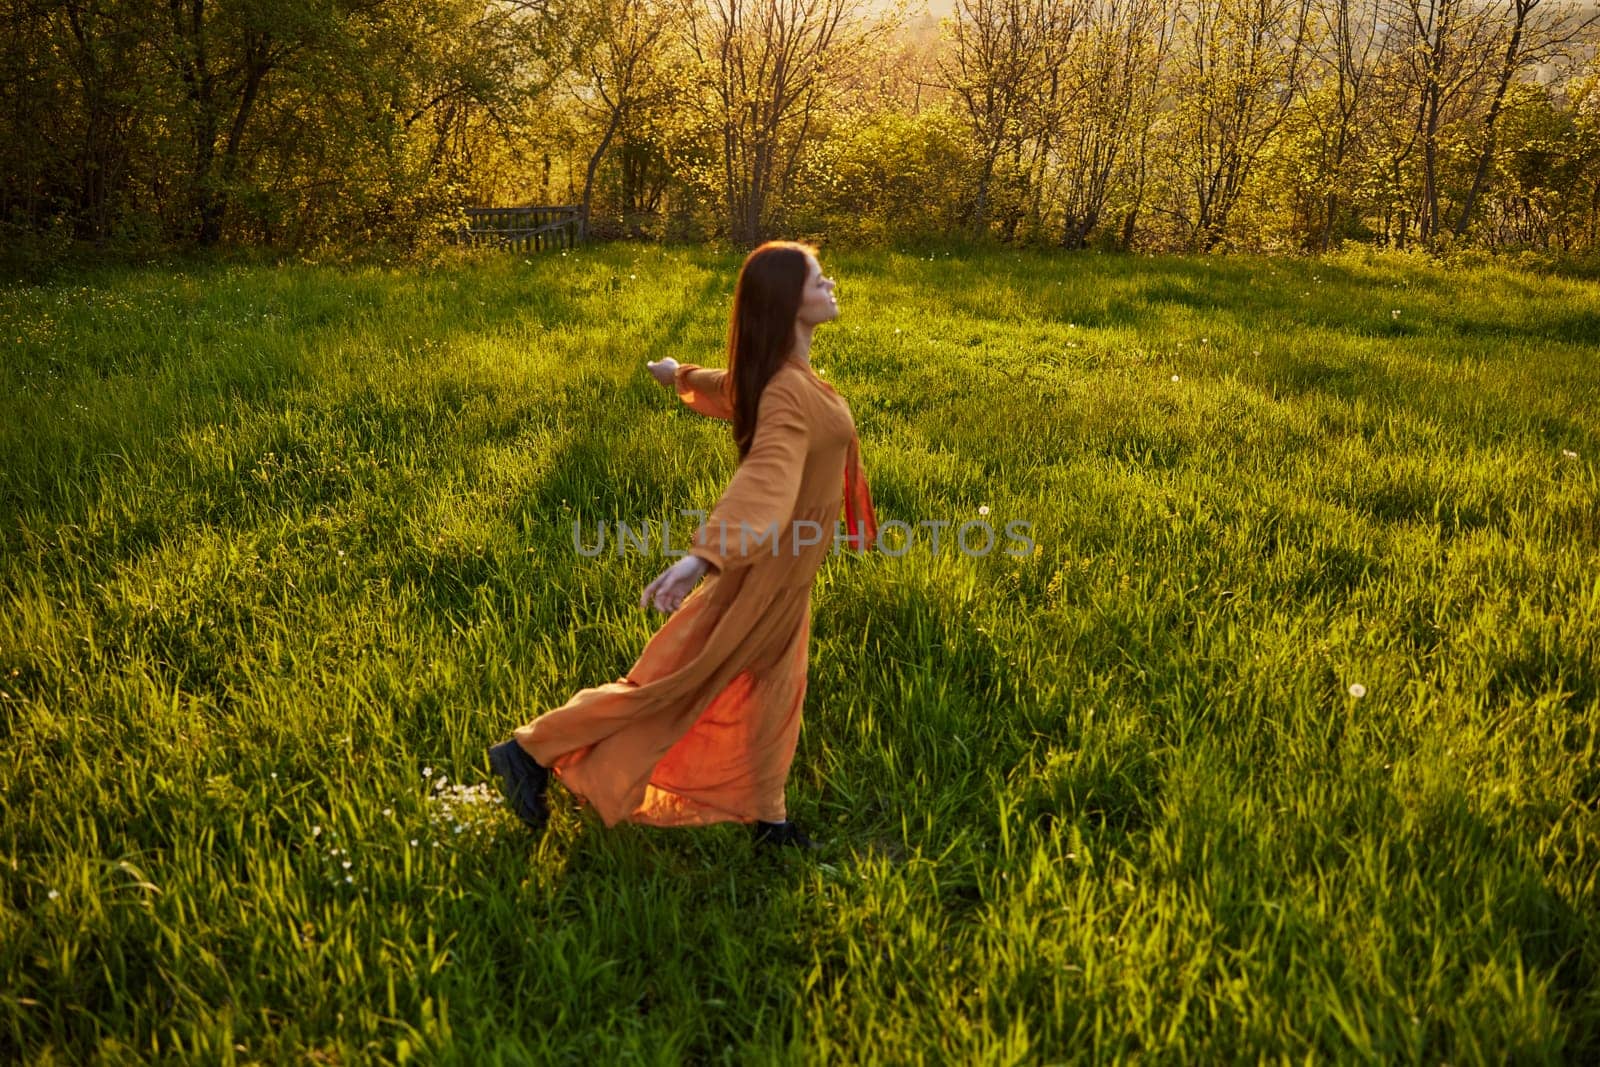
[0,0,566,252]
[2,245,1598,1060]
[789,108,975,245]
[5,0,1600,258]
[1474,77,1600,252]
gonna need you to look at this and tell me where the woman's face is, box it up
[795,254,839,328]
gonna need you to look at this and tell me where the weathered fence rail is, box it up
[453,205,584,251]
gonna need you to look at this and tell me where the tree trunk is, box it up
[202,47,268,245]
[581,104,625,242]
[1453,2,1528,238]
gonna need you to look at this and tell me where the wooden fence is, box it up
[454,205,585,251]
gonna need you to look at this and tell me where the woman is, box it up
[487,240,878,851]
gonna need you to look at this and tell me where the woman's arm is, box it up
[686,374,810,575]
[673,362,734,421]
[640,374,809,611]
[646,358,733,420]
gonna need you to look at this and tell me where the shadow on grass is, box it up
[892,248,1598,348]
[0,263,594,582]
[433,811,819,1057]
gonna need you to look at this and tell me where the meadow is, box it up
[1,242,1597,1064]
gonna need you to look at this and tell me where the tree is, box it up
[159,0,331,243]
[566,0,675,237]
[941,0,1068,237]
[678,0,870,245]
[1392,0,1499,246]
[1166,0,1314,250]
[1298,0,1383,249]
[1451,0,1599,238]
[1051,0,1171,247]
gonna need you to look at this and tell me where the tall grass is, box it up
[2,243,1597,1063]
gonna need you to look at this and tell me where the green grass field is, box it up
[2,243,1597,1063]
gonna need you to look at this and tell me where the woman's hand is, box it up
[645,357,679,388]
[640,553,710,614]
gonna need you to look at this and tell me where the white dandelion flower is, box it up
[1348,683,1367,698]
[1562,449,1578,459]
[47,889,59,900]
[423,767,432,778]
[382,808,392,817]
[978,505,990,516]
[1171,374,1181,382]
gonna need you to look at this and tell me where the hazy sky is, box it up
[879,0,958,19]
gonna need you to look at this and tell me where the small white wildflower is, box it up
[382,808,392,817]
[312,826,321,837]
[342,860,352,869]
[978,505,990,516]
[48,889,59,900]
[1348,683,1367,698]
[1391,309,1401,319]
[1562,449,1578,459]
[1171,374,1181,382]
[344,875,354,884]
[423,767,432,778]
[409,839,418,847]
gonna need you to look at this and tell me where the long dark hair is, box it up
[727,240,817,459]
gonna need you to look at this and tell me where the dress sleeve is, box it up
[674,362,733,421]
[687,376,810,575]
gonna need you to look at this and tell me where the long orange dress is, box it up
[512,356,878,828]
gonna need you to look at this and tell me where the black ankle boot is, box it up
[487,739,550,833]
[752,819,821,851]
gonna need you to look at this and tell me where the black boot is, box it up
[487,739,550,833]
[752,819,821,851]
